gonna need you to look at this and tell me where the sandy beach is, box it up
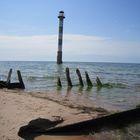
[0,89,108,140]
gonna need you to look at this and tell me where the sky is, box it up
[0,0,140,63]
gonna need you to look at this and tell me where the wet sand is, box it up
[0,89,108,140]
[35,135,88,140]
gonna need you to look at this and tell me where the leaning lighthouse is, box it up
[57,11,65,64]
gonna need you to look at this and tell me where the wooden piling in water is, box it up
[17,70,25,89]
[96,76,102,87]
[66,67,72,87]
[76,68,84,87]
[0,69,25,89]
[0,69,12,88]
[57,76,62,87]
[6,68,12,85]
[85,71,93,87]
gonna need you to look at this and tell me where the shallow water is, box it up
[0,61,140,111]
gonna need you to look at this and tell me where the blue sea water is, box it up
[0,61,140,110]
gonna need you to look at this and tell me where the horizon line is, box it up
[0,60,139,64]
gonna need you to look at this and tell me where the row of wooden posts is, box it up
[0,68,102,90]
[57,67,103,88]
[0,69,25,89]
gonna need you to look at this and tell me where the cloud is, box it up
[0,34,108,45]
[64,34,109,41]
[0,34,139,63]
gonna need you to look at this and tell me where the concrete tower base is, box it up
[57,51,63,64]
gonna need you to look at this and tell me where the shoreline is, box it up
[0,89,109,140]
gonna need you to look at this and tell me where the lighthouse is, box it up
[57,11,65,64]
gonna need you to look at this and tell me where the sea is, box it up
[0,61,140,111]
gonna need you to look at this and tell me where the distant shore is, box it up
[0,89,108,140]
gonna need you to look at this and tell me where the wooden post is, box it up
[76,68,84,87]
[66,67,72,87]
[17,70,25,89]
[85,71,93,87]
[0,69,12,88]
[96,76,102,87]
[57,77,62,87]
[6,69,12,84]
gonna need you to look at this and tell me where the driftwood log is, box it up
[18,107,140,139]
[45,107,140,135]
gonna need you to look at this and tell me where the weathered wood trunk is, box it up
[0,69,12,88]
[66,67,72,87]
[96,76,102,87]
[85,71,93,87]
[76,68,84,87]
[0,69,25,89]
[17,70,25,89]
[46,107,140,135]
[6,68,12,85]
[18,107,140,138]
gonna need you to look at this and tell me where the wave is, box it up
[27,76,37,81]
[102,82,128,89]
[26,75,55,82]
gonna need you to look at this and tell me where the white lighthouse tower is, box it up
[57,11,65,64]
